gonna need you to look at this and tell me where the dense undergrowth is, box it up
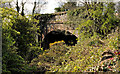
[30,28,120,72]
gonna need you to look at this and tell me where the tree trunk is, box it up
[16,0,20,13]
[21,1,26,16]
[32,1,36,15]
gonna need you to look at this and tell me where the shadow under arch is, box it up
[41,29,78,50]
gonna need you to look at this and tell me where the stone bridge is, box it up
[35,11,78,43]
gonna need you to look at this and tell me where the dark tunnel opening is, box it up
[41,30,78,50]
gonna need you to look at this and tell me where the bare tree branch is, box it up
[32,0,37,15]
[16,0,20,13]
[21,0,26,16]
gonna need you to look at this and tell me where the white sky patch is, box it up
[41,0,67,14]
[41,0,59,14]
[24,2,34,14]
[9,0,120,14]
[11,0,67,14]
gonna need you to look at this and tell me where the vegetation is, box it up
[1,1,120,73]
[31,29,119,72]
[55,2,77,12]
[32,2,120,72]
[1,7,39,73]
[67,2,119,40]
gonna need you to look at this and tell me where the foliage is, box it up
[11,16,39,61]
[34,14,54,43]
[67,2,120,41]
[30,29,119,72]
[55,7,61,12]
[1,7,39,73]
[2,51,37,73]
[54,2,77,12]
[1,1,120,73]
[3,51,25,73]
[1,7,40,61]
[29,2,120,72]
[30,41,69,71]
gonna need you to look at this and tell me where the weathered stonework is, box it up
[47,11,78,36]
[36,11,78,42]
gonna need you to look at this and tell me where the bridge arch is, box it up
[41,29,78,50]
[34,11,79,47]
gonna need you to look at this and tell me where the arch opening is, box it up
[41,29,78,50]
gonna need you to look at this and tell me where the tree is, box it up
[21,0,26,16]
[32,1,37,15]
[16,0,20,13]
[32,0,47,15]
[67,2,120,41]
[1,0,50,73]
[1,6,40,72]
[1,7,25,73]
[1,0,47,16]
[2,6,40,58]
[62,2,77,11]
[55,2,77,12]
[0,1,13,9]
